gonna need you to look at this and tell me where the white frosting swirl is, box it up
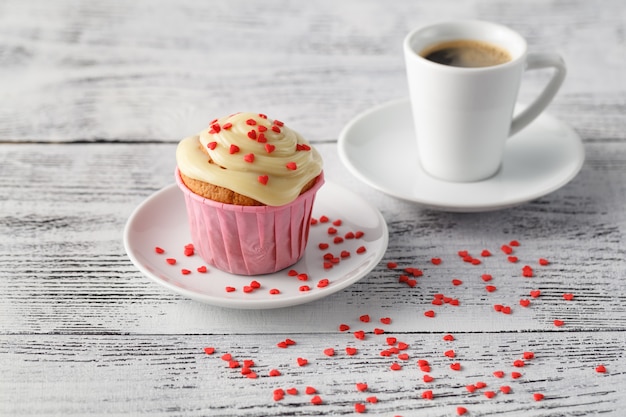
[176,112,323,206]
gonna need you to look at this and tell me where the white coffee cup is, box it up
[403,20,566,182]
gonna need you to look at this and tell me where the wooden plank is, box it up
[0,0,623,142]
[1,142,625,336]
[1,331,624,416]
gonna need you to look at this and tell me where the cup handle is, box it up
[509,52,567,137]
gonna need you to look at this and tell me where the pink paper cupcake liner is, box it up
[176,168,324,276]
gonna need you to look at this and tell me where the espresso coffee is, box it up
[420,39,511,68]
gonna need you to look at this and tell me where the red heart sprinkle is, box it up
[366,396,378,404]
[481,249,492,257]
[356,246,367,254]
[286,388,298,395]
[317,279,330,288]
[444,350,456,358]
[154,246,165,254]
[452,279,463,286]
[332,219,342,226]
[269,369,281,377]
[530,290,541,298]
[519,299,531,307]
[297,357,308,366]
[264,143,275,153]
[501,306,512,314]
[354,403,366,413]
[286,162,297,170]
[225,286,236,292]
[250,280,261,288]
[222,122,232,130]
[277,341,287,348]
[346,347,357,355]
[380,317,392,324]
[305,386,316,395]
[450,362,461,371]
[457,406,468,415]
[334,237,344,244]
[339,324,350,332]
[484,391,496,399]
[523,351,535,360]
[319,215,329,223]
[431,257,442,265]
[486,285,497,292]
[269,288,280,295]
[318,243,329,250]
[424,310,435,318]
[323,261,333,269]
[203,347,215,355]
[390,363,402,371]
[563,293,574,300]
[273,119,284,127]
[243,153,255,163]
[398,353,409,360]
[481,274,493,282]
[533,393,545,401]
[511,371,522,379]
[229,144,240,154]
[407,279,417,287]
[247,130,257,140]
[323,348,335,356]
[475,381,487,389]
[501,245,513,254]
[296,273,308,281]
[539,258,550,265]
[554,319,565,327]
[246,118,257,126]
[513,359,525,367]
[373,328,385,335]
[386,262,397,269]
[398,342,409,350]
[386,337,397,346]
[423,374,434,383]
[272,126,281,133]
[596,365,607,373]
[181,269,191,275]
[327,227,337,235]
[354,330,365,340]
[420,365,431,373]
[221,353,232,361]
[207,141,217,150]
[310,395,322,405]
[344,231,355,239]
[166,258,176,265]
[493,370,505,378]
[466,384,477,393]
[242,285,254,293]
[273,389,284,401]
[257,175,269,185]
[443,334,455,341]
[458,250,469,257]
[493,304,503,312]
[359,314,370,323]
[500,385,511,394]
[197,266,207,273]
[507,256,518,263]
[299,285,310,292]
[356,383,368,392]
[421,390,434,400]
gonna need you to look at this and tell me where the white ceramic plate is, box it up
[338,98,585,212]
[124,181,388,309]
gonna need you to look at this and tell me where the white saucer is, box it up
[338,98,585,212]
[123,181,388,309]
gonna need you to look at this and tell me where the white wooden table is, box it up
[1,1,625,415]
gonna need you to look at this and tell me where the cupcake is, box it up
[175,112,324,275]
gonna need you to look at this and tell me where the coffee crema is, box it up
[420,39,511,68]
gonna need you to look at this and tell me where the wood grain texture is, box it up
[1,0,626,415]
[0,0,624,142]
